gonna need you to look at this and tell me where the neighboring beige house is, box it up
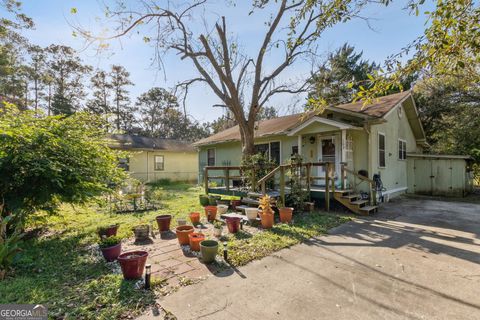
[110,134,198,182]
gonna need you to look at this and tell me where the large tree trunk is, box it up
[239,119,256,159]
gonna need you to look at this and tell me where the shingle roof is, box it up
[110,134,196,152]
[332,91,411,118]
[194,91,412,147]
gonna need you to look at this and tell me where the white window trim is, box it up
[154,155,164,171]
[254,140,282,163]
[398,139,407,161]
[378,132,386,168]
[206,148,216,166]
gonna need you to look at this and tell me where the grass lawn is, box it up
[0,182,350,319]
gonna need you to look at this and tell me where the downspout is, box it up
[146,151,149,182]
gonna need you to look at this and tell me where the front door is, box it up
[317,135,340,185]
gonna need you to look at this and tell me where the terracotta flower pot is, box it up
[200,240,219,263]
[204,206,218,222]
[260,212,274,229]
[176,225,194,245]
[199,195,210,206]
[279,207,294,223]
[98,224,119,238]
[188,232,205,251]
[225,217,241,234]
[132,225,150,241]
[230,200,242,211]
[189,212,201,225]
[245,208,259,221]
[100,243,122,262]
[156,215,172,232]
[217,204,228,215]
[118,250,148,280]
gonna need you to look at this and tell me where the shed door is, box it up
[413,159,433,195]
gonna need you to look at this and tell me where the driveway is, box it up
[144,197,480,320]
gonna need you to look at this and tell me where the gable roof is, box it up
[110,134,195,152]
[193,91,414,147]
[330,91,411,118]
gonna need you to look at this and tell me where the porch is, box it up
[203,162,378,215]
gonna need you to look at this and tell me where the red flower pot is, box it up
[204,206,218,222]
[230,200,242,211]
[100,243,122,262]
[188,233,205,251]
[279,207,294,223]
[118,251,148,280]
[225,217,242,234]
[156,215,172,232]
[176,225,194,245]
[98,224,119,238]
[189,212,201,225]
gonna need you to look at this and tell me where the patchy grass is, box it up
[0,181,350,319]
[223,213,351,267]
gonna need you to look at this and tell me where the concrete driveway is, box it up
[146,197,480,320]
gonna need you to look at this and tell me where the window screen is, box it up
[379,133,386,167]
[154,155,164,171]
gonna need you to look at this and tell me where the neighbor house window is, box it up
[254,141,281,164]
[399,139,407,160]
[154,155,164,171]
[207,148,216,166]
[378,133,386,168]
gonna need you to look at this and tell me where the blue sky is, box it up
[18,0,431,122]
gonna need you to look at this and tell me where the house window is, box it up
[378,133,386,168]
[207,148,215,166]
[292,146,299,156]
[399,139,407,160]
[118,158,129,171]
[154,155,164,171]
[254,141,281,164]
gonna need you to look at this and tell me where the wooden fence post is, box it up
[341,163,345,190]
[280,166,285,206]
[204,167,209,195]
[325,162,330,211]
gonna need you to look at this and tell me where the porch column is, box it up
[297,135,302,157]
[341,129,347,163]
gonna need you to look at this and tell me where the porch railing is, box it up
[203,162,377,211]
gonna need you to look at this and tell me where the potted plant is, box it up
[258,195,274,229]
[244,207,259,221]
[189,212,201,225]
[225,217,242,233]
[176,225,194,245]
[188,232,206,251]
[230,199,242,211]
[216,198,230,206]
[199,194,209,206]
[132,224,150,242]
[99,236,122,262]
[200,240,219,264]
[117,250,149,280]
[176,218,187,226]
[155,215,172,232]
[208,195,221,206]
[212,220,224,237]
[97,224,119,238]
[204,206,218,222]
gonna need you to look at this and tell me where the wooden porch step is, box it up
[241,198,259,206]
[350,199,368,206]
[335,189,353,195]
[342,194,361,200]
[359,205,378,215]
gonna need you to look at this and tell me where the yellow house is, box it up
[110,134,198,182]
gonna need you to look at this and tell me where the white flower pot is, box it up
[177,218,187,226]
[217,204,228,215]
[245,207,259,220]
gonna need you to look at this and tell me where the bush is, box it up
[0,105,127,223]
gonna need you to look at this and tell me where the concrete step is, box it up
[359,205,378,215]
